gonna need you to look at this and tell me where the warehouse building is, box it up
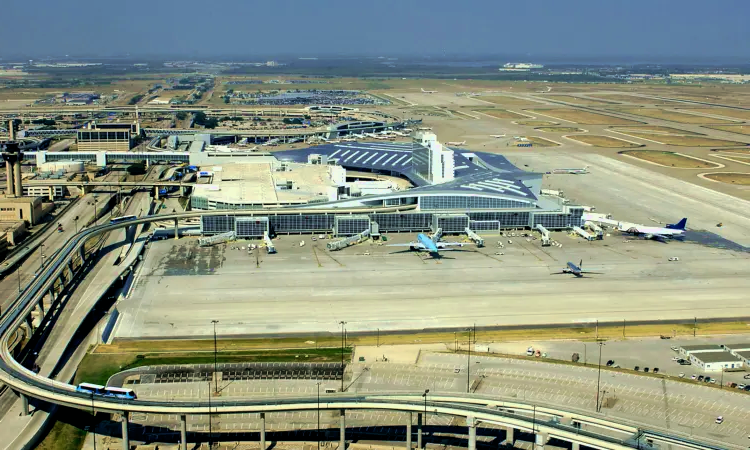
[689,352,743,372]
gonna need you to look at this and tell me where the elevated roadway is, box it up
[0,207,735,450]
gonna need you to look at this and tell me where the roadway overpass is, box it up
[0,208,735,450]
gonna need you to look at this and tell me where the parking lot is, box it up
[128,353,750,446]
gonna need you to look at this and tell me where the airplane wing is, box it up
[435,242,469,248]
[386,242,425,249]
[581,271,604,275]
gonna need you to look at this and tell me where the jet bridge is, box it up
[464,227,485,247]
[535,224,551,246]
[199,230,236,247]
[263,231,277,254]
[584,221,604,240]
[327,229,370,251]
[572,226,595,241]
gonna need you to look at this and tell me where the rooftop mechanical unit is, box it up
[432,214,469,234]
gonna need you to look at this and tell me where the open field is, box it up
[703,125,750,136]
[566,135,643,148]
[526,136,560,147]
[535,126,584,133]
[680,108,750,120]
[526,109,642,125]
[474,108,530,119]
[621,150,719,168]
[515,120,558,126]
[614,131,748,147]
[704,172,750,185]
[610,126,702,136]
[615,108,739,124]
[541,95,618,106]
[586,93,679,105]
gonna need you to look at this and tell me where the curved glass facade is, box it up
[419,195,531,211]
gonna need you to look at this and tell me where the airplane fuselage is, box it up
[565,262,583,277]
[416,233,439,253]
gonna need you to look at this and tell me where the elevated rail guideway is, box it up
[0,209,734,450]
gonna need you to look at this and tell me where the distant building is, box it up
[0,196,51,225]
[77,122,138,152]
[500,62,544,71]
[689,352,743,372]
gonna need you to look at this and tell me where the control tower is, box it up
[1,121,24,197]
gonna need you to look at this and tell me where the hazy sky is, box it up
[3,0,749,60]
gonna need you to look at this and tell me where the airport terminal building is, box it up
[193,133,584,237]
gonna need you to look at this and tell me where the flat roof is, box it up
[193,162,335,205]
[692,352,742,364]
[736,351,750,360]
[680,344,724,352]
[723,343,750,350]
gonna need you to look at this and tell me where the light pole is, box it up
[212,320,219,394]
[207,380,213,448]
[74,215,79,234]
[317,382,321,450]
[595,341,605,412]
[339,321,347,392]
[39,244,45,270]
[466,324,475,393]
[90,393,97,450]
[17,267,21,294]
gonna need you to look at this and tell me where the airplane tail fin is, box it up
[579,259,583,268]
[666,218,687,230]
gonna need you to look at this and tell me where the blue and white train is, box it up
[76,383,137,400]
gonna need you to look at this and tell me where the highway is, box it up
[0,205,733,449]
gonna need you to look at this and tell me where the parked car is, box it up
[709,378,717,384]
[744,374,750,380]
[679,373,685,378]
[653,368,659,374]
[634,366,640,371]
[715,416,724,424]
[644,367,650,373]
[690,374,697,380]
[670,346,679,351]
[738,384,746,389]
[606,360,615,367]
[668,256,679,261]
[727,382,737,388]
[698,375,704,381]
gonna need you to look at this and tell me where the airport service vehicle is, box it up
[552,260,603,278]
[670,346,679,351]
[617,218,687,240]
[387,232,470,258]
[76,383,137,400]
[110,215,137,225]
[299,240,305,247]
[668,257,680,261]
[445,140,466,146]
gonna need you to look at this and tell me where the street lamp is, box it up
[90,392,97,450]
[595,341,605,412]
[39,243,45,270]
[339,321,347,392]
[317,381,322,450]
[207,380,213,448]
[466,324,475,393]
[211,320,219,394]
[422,389,429,444]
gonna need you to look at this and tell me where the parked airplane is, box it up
[445,140,466,146]
[551,166,590,174]
[617,218,687,240]
[421,88,438,94]
[387,232,470,258]
[552,260,602,278]
[490,134,506,138]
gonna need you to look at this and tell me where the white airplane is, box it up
[418,127,432,131]
[421,88,438,94]
[490,134,506,138]
[445,140,466,146]
[387,230,470,258]
[617,218,687,240]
